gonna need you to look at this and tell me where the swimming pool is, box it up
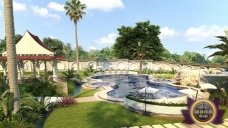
[90,74,186,99]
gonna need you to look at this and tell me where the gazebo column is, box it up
[18,60,24,80]
[36,60,40,78]
[44,61,47,75]
[32,60,36,78]
[52,60,58,81]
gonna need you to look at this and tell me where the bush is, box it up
[20,76,62,97]
[57,97,76,107]
[126,95,186,107]
[67,82,75,95]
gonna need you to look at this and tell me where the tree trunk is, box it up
[3,0,20,112]
[74,21,79,74]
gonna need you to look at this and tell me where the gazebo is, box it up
[0,30,64,81]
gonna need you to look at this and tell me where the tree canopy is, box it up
[43,37,64,55]
[113,21,164,60]
[180,51,208,64]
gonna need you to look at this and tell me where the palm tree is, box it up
[64,0,86,74]
[205,31,228,65]
[3,0,20,112]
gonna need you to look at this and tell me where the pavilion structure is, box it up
[0,30,64,80]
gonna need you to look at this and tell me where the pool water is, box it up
[91,74,186,99]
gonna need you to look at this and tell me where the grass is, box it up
[75,88,99,98]
[222,106,228,119]
[44,101,182,128]
[152,73,175,79]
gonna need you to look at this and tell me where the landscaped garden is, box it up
[1,0,228,128]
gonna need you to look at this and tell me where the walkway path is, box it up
[76,96,101,103]
[123,119,228,128]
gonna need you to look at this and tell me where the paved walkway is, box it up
[76,96,101,103]
[123,119,228,128]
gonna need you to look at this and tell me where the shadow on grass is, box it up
[86,102,138,128]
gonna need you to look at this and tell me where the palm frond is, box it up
[208,51,226,58]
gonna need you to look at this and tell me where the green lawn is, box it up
[44,102,182,128]
[75,88,99,98]
[153,73,175,79]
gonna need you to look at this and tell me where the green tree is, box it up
[64,0,86,73]
[98,47,115,59]
[77,46,89,59]
[114,21,164,60]
[0,34,22,53]
[211,56,226,65]
[63,43,74,59]
[43,37,64,55]
[3,0,20,112]
[180,51,208,64]
[205,31,228,65]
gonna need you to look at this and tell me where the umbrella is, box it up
[199,83,217,90]
[139,87,158,93]
[179,88,197,95]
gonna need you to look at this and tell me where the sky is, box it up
[1,0,228,57]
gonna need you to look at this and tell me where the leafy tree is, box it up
[170,53,181,62]
[43,37,64,55]
[63,43,74,59]
[77,46,89,59]
[210,56,226,65]
[205,31,228,65]
[3,0,20,112]
[88,49,100,59]
[180,51,208,64]
[114,21,164,60]
[97,47,115,59]
[15,34,22,43]
[64,0,86,73]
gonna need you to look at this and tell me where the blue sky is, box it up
[1,0,228,57]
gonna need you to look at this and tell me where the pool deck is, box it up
[123,118,228,128]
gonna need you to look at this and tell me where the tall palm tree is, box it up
[64,0,86,74]
[205,31,228,65]
[3,0,20,112]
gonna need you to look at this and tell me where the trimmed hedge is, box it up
[126,95,186,107]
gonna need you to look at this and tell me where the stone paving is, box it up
[122,119,228,128]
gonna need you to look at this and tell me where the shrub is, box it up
[67,82,75,95]
[57,97,76,107]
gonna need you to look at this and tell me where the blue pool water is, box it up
[91,74,186,99]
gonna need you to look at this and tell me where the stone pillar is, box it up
[18,60,24,80]
[32,60,36,78]
[52,60,58,81]
[36,60,40,78]
[44,61,47,75]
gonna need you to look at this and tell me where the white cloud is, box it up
[13,1,27,12]
[48,2,64,12]
[96,33,118,45]
[185,25,228,42]
[89,46,97,50]
[160,27,177,39]
[31,6,61,19]
[81,0,124,12]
